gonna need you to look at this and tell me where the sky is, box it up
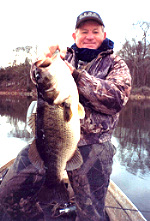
[1,0,150,67]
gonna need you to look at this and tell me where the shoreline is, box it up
[1,91,150,100]
[0,91,36,97]
[130,94,150,100]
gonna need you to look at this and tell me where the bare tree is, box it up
[118,22,150,89]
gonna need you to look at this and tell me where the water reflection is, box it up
[113,100,150,178]
[112,100,150,220]
[0,95,33,139]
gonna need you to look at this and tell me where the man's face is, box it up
[72,20,106,49]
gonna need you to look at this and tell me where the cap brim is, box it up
[76,17,104,28]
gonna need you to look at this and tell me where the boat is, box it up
[0,159,146,221]
[105,180,146,221]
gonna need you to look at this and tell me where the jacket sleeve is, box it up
[73,55,131,115]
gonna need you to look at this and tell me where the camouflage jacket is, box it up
[65,48,132,146]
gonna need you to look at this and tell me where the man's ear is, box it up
[72,32,76,41]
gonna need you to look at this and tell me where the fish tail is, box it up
[38,181,69,204]
[54,181,70,203]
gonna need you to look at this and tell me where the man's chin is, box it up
[82,44,97,49]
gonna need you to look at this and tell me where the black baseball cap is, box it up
[75,11,105,29]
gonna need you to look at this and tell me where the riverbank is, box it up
[130,86,150,100]
[0,91,36,97]
[1,86,150,102]
[130,94,150,100]
[1,91,150,101]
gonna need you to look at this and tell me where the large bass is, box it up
[29,53,85,203]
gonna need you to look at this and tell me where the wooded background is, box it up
[0,22,150,95]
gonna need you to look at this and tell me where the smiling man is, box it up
[72,20,106,50]
[64,11,132,221]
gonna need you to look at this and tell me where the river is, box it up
[0,96,150,220]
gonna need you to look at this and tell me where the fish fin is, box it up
[78,103,85,119]
[28,140,44,170]
[28,113,37,136]
[63,102,72,122]
[26,101,37,134]
[66,148,83,171]
[38,182,69,204]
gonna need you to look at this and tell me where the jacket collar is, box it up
[71,38,114,62]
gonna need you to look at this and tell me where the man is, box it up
[0,11,131,221]
[62,11,131,220]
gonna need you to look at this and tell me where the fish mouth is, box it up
[35,58,52,68]
[30,58,52,85]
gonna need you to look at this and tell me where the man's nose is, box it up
[86,33,94,39]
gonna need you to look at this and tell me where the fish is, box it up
[29,53,85,204]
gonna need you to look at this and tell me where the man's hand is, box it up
[44,45,60,58]
[44,45,66,60]
[35,44,67,61]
